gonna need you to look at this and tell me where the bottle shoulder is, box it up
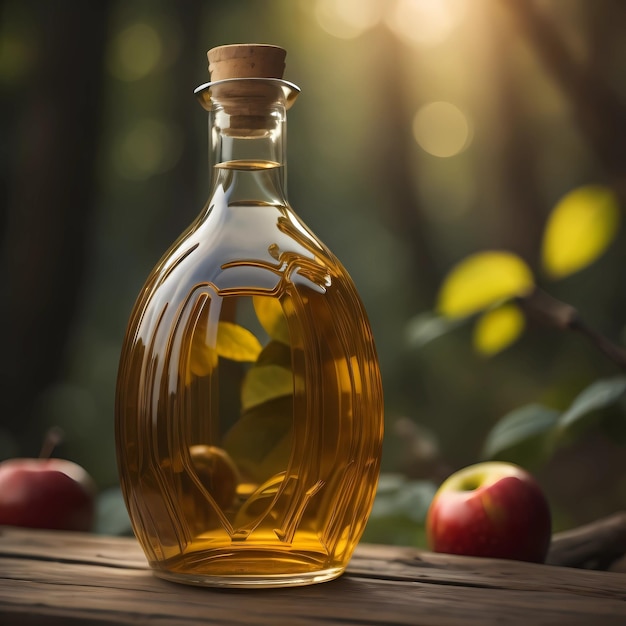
[120,196,374,372]
[136,197,353,309]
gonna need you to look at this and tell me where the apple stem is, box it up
[39,426,65,459]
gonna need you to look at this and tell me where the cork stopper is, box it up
[207,44,286,81]
[196,44,298,134]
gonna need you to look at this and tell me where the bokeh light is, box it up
[113,118,183,181]
[385,0,468,47]
[412,101,472,157]
[107,22,162,81]
[0,33,33,85]
[314,0,384,39]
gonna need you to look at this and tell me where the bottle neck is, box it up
[208,101,288,204]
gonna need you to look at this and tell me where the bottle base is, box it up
[153,566,345,589]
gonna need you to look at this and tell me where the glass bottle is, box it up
[115,44,384,588]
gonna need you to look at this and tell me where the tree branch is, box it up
[547,511,626,571]
[517,288,626,370]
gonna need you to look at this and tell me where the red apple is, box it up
[426,461,551,563]
[0,457,96,532]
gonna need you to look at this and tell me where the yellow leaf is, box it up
[189,341,218,378]
[541,185,620,279]
[189,313,217,378]
[253,296,290,344]
[241,364,293,411]
[473,304,525,356]
[216,321,262,362]
[437,251,534,318]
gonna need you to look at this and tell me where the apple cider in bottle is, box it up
[115,44,384,588]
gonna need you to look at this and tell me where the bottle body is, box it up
[116,162,384,587]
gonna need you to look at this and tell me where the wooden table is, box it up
[1,523,625,625]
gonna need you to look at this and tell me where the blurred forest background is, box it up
[1,0,626,542]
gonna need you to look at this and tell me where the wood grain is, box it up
[1,526,625,625]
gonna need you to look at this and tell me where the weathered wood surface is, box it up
[1,524,625,626]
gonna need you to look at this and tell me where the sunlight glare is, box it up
[386,0,467,47]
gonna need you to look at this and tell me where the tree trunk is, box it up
[0,1,111,454]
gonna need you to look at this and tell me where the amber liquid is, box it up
[116,162,383,587]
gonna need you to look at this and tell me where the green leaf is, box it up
[222,396,293,483]
[405,312,466,349]
[95,488,133,536]
[255,432,292,485]
[241,364,293,412]
[215,321,262,362]
[256,340,292,369]
[361,474,436,547]
[482,404,560,461]
[253,296,290,344]
[240,340,293,413]
[558,376,626,433]
[541,185,620,279]
[437,251,534,318]
[473,303,525,356]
